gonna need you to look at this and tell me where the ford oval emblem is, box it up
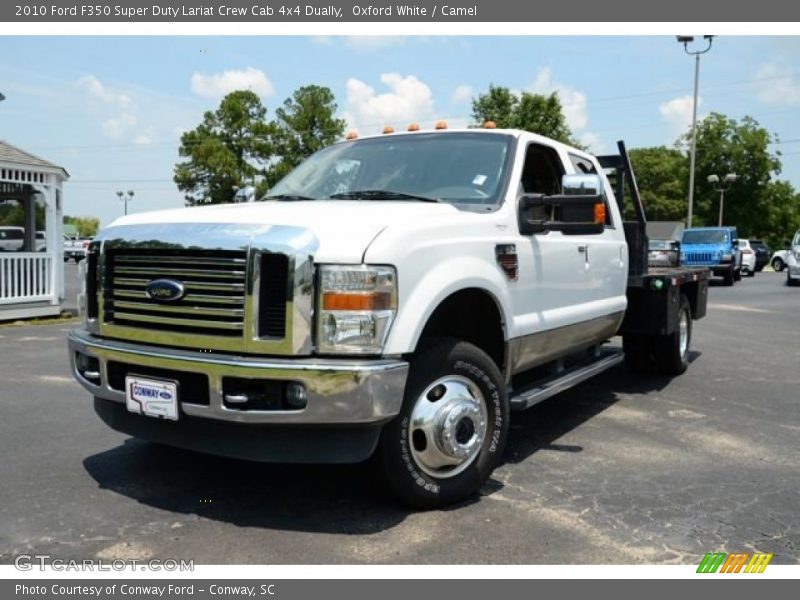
[145,278,186,303]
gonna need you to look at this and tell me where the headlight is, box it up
[793,249,800,261]
[316,265,397,354]
[721,253,733,262]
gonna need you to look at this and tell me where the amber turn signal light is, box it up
[322,292,393,311]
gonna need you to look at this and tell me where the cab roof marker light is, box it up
[407,123,420,132]
[382,126,395,134]
[483,121,497,129]
[434,120,448,130]
[345,130,358,140]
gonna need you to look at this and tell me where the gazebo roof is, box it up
[0,140,69,179]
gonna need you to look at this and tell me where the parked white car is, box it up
[787,229,800,287]
[771,249,789,272]
[738,239,757,277]
[0,226,25,252]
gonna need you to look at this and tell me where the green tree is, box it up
[687,113,799,249]
[627,146,688,221]
[174,90,274,206]
[471,84,576,145]
[265,85,346,189]
[63,215,100,237]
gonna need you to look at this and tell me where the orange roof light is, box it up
[345,130,358,140]
[483,121,497,129]
[434,120,448,130]
[382,126,395,134]
[407,123,420,132]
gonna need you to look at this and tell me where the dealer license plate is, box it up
[125,376,179,421]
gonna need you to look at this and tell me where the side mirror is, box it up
[518,174,607,236]
[562,173,604,196]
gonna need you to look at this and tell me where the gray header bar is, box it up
[3,0,799,22]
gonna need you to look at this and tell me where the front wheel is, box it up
[733,268,742,282]
[772,257,785,272]
[377,338,509,509]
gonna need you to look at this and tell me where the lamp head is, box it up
[707,174,720,184]
[676,35,695,43]
[724,173,737,183]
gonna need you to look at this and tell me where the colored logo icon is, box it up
[697,552,773,573]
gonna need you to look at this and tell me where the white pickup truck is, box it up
[68,127,708,508]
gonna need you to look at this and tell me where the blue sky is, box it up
[1,35,799,226]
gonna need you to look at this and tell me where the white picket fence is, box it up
[0,253,54,305]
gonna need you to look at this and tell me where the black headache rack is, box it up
[598,141,709,336]
[597,140,648,282]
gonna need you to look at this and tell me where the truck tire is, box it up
[652,296,692,375]
[772,257,785,272]
[377,338,509,509]
[733,268,742,282]
[722,270,734,286]
[788,273,799,287]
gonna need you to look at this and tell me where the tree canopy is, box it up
[631,113,799,250]
[471,84,576,145]
[174,86,344,205]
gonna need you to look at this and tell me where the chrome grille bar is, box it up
[104,251,248,339]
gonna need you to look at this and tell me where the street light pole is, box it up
[707,173,737,227]
[117,190,135,215]
[677,35,714,228]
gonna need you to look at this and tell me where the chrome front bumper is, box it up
[67,329,409,425]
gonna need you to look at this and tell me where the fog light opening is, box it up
[75,352,100,384]
[285,382,308,410]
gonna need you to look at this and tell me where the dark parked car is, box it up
[749,240,770,272]
[648,239,680,268]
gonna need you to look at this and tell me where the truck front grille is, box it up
[104,250,247,337]
[684,252,716,264]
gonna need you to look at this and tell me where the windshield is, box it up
[266,132,513,205]
[682,230,729,244]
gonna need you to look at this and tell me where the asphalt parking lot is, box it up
[1,270,798,565]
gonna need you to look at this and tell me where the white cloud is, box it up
[344,36,406,51]
[525,67,601,148]
[755,63,800,106]
[659,95,702,138]
[343,73,436,134]
[78,74,133,109]
[190,67,274,99]
[451,84,473,104]
[102,113,137,139]
[528,67,588,131]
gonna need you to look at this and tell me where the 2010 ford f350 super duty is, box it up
[68,127,709,508]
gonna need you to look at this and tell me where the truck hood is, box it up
[105,200,463,262]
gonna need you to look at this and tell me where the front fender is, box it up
[382,255,513,356]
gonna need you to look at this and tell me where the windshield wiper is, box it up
[329,190,440,203]
[264,193,316,201]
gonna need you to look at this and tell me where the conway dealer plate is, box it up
[125,376,179,421]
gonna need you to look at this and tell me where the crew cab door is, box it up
[511,142,627,345]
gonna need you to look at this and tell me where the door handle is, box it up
[578,245,589,263]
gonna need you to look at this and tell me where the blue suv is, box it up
[680,226,741,286]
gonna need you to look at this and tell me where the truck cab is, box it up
[68,127,707,508]
[680,226,741,285]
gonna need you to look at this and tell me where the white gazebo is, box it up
[0,140,68,320]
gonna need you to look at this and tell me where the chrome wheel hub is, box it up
[409,375,488,479]
[679,310,689,358]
